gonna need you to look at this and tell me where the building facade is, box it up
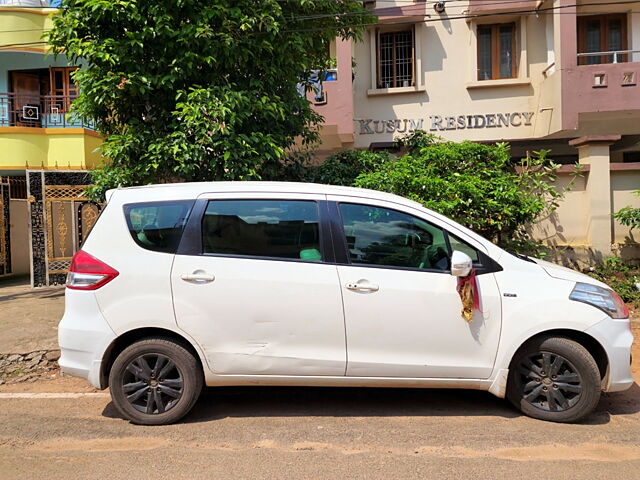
[0,1,102,285]
[315,0,640,263]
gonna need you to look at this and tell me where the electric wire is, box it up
[0,0,637,42]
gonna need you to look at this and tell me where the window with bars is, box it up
[377,29,415,89]
[477,23,517,81]
[577,14,628,65]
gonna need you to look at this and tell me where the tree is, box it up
[48,0,374,198]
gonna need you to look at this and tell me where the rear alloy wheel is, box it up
[507,336,601,423]
[109,338,203,425]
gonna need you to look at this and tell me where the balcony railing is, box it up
[0,93,94,129]
[577,49,640,65]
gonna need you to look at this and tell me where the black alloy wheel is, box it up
[516,352,582,412]
[122,353,184,414]
[507,336,601,423]
[109,338,203,425]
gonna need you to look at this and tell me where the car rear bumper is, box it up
[586,316,635,393]
[58,289,116,389]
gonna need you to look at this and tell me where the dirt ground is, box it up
[0,279,639,479]
[0,276,63,353]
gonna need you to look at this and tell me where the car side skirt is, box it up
[203,374,500,395]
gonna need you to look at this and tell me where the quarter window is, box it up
[124,201,194,253]
[338,203,450,271]
[448,234,480,263]
[202,200,322,261]
[477,23,517,80]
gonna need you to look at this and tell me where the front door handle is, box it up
[181,271,215,283]
[345,282,379,292]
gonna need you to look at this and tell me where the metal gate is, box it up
[28,171,101,287]
[0,177,10,277]
[44,185,101,275]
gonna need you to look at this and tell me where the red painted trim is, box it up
[468,0,537,14]
[568,134,622,147]
[610,162,640,171]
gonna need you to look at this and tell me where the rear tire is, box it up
[506,336,601,423]
[109,338,203,425]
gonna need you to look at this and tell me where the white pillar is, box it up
[569,135,620,258]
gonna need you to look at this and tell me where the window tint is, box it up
[203,200,322,261]
[124,201,194,253]
[338,203,450,271]
[448,234,480,263]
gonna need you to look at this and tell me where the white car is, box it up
[59,182,634,425]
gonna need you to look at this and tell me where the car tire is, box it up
[109,338,203,425]
[506,336,601,423]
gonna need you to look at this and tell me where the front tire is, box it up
[506,336,601,423]
[109,338,203,425]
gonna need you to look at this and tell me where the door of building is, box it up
[11,73,41,127]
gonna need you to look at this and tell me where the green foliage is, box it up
[47,0,375,199]
[613,190,640,230]
[353,131,573,243]
[305,150,390,186]
[585,257,640,310]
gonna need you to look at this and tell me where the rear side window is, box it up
[202,200,322,261]
[124,200,194,253]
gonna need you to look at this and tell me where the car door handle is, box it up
[345,282,379,292]
[180,272,215,283]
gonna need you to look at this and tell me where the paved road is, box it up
[1,385,639,480]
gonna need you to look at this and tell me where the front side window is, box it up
[338,203,450,271]
[202,200,322,261]
[578,14,628,65]
[124,200,194,253]
[477,23,517,80]
[377,28,415,88]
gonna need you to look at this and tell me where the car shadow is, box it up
[101,382,640,425]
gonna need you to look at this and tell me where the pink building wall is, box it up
[311,39,354,148]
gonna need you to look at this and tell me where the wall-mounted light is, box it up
[434,2,446,14]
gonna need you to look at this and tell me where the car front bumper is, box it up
[586,316,635,393]
[58,289,116,389]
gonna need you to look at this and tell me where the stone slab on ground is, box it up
[0,276,64,353]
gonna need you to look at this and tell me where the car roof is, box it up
[108,181,423,208]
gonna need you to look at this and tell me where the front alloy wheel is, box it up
[507,336,601,423]
[109,338,203,425]
[517,352,582,412]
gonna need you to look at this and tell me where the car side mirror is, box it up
[450,250,473,277]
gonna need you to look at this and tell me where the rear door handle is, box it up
[345,282,379,292]
[181,272,215,283]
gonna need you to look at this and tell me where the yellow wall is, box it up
[0,128,103,170]
[612,171,640,245]
[0,8,57,54]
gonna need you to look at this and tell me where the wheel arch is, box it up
[509,329,609,383]
[99,327,206,389]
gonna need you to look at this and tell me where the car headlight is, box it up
[569,282,629,319]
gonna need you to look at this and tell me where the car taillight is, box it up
[66,250,119,290]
